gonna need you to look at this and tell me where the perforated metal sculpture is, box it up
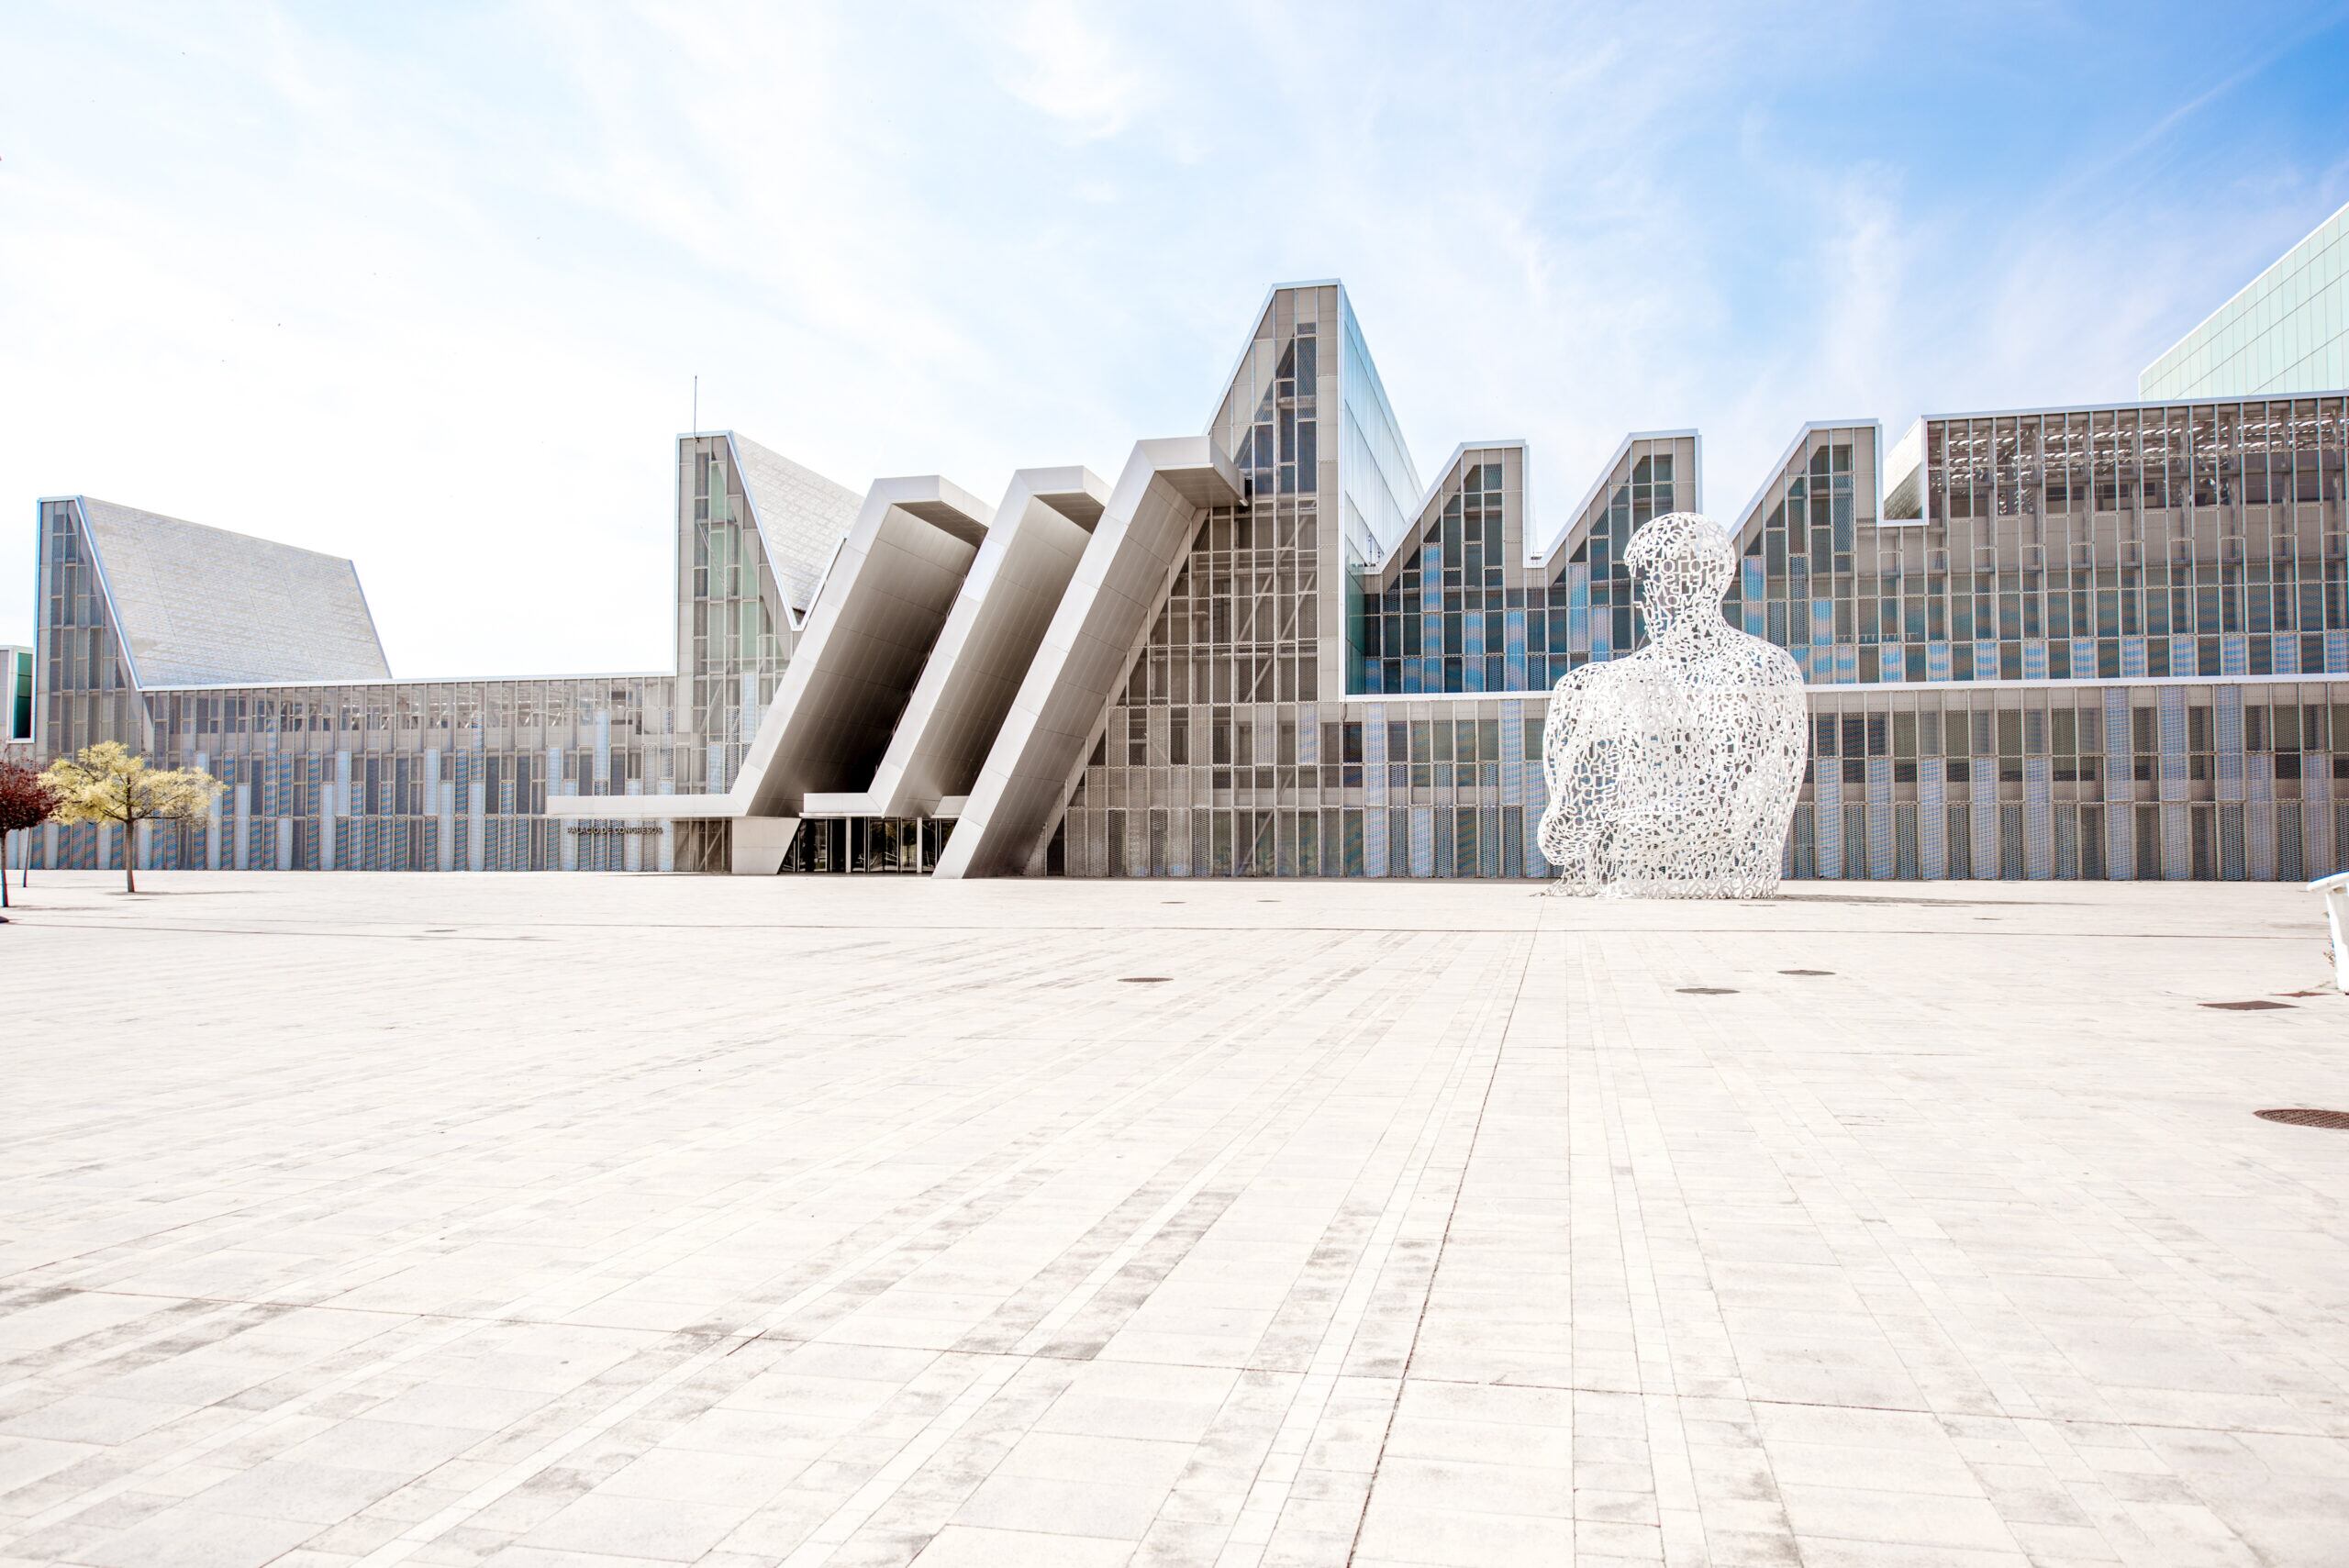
[1537,512,1806,897]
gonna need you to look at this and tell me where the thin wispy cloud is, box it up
[4,2,2345,674]
[996,0,1154,142]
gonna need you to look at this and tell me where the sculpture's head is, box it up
[1625,512,1735,637]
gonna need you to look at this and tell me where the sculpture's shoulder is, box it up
[1544,662,1609,709]
[1557,648,1655,699]
[1539,661,1621,743]
[1676,630,1798,688]
[1553,662,1603,695]
[1729,629,1804,690]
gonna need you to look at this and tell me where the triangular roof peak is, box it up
[72,497,391,689]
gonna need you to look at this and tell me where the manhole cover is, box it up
[1780,969,1833,976]
[2202,1000,2294,1010]
[2255,1108,2349,1130]
[1677,986,1739,995]
[1119,976,1172,984]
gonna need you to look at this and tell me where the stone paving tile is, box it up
[2,872,2345,1566]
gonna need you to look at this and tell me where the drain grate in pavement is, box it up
[2202,1000,2294,1010]
[1119,976,1172,984]
[1780,969,1833,976]
[1677,986,1739,995]
[2255,1108,2349,1130]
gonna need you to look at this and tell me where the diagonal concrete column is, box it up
[936,437,1240,879]
[805,466,1108,824]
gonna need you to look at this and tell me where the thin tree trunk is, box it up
[2,831,10,907]
[124,817,137,895]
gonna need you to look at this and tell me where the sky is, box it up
[6,1,2349,675]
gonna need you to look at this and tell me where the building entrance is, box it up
[783,817,954,873]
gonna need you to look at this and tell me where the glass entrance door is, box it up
[781,817,952,873]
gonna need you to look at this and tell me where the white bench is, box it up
[2313,871,2349,994]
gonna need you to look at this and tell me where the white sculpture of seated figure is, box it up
[1537,512,1806,898]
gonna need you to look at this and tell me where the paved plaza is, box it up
[2,873,2346,1568]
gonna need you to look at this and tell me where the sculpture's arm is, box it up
[1761,646,1810,793]
[1538,666,1609,887]
[1539,667,1597,796]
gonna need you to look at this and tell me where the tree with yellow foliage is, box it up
[42,742,224,895]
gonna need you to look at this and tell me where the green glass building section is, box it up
[2142,200,2349,398]
[6,647,29,741]
[1360,450,1686,695]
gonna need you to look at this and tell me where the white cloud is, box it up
[993,0,1154,142]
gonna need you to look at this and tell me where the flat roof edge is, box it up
[139,671,674,692]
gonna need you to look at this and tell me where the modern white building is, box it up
[18,255,2349,882]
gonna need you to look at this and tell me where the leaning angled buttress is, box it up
[1537,512,1807,898]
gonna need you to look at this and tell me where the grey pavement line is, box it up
[4,1022,1027,1350]
[0,1313,480,1547]
[1339,920,1538,1568]
[484,1047,1160,1328]
[1597,929,2286,1568]
[3,929,1320,1318]
[768,960,1401,1559]
[1709,926,2349,1412]
[41,925,1170,1287]
[731,1024,1301,1345]
[348,1329,750,1567]
[989,936,1393,1360]
[0,927,1029,1168]
[342,956,1369,1566]
[774,1355,1023,1566]
[1217,937,1531,1568]
[1581,929,1789,1565]
[0,962,1240,1543]
[4,1019,1285,1352]
[18,1275,2338,1437]
[3,966,885,1176]
[958,940,1403,1360]
[0,919,551,941]
[14,912,2326,944]
[1007,1056,1351,1359]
